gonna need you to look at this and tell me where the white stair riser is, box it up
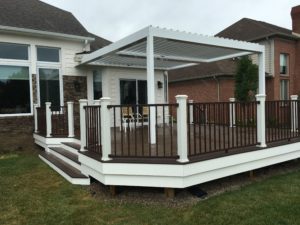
[49,149,81,171]
[39,155,90,185]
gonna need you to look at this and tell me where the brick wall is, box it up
[273,38,298,100]
[168,77,235,103]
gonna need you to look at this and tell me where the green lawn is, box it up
[0,152,300,225]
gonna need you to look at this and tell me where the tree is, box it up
[234,56,258,102]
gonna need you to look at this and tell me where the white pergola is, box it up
[80,26,265,144]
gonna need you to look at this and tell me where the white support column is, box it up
[229,98,236,128]
[258,51,266,96]
[79,99,88,152]
[67,101,75,138]
[256,94,267,148]
[188,100,194,124]
[176,95,189,163]
[290,95,298,132]
[100,97,112,161]
[45,102,52,138]
[147,32,156,144]
[34,104,39,133]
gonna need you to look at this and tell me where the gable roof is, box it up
[88,33,111,52]
[168,59,237,82]
[0,0,91,38]
[216,18,296,41]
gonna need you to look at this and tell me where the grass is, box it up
[0,152,300,225]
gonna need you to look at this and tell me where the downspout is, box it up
[213,76,220,102]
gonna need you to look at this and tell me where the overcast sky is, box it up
[42,0,299,41]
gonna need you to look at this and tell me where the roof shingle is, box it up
[168,59,237,82]
[216,18,294,41]
[0,0,91,37]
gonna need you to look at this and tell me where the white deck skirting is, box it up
[78,142,300,188]
[34,133,300,188]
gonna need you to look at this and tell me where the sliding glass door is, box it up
[120,79,147,105]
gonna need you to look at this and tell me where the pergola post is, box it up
[147,31,156,144]
[256,52,266,148]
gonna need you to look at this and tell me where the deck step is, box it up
[39,152,90,185]
[61,142,81,151]
[49,147,79,164]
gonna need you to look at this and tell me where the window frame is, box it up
[279,53,289,76]
[36,46,61,63]
[0,42,30,61]
[92,70,103,100]
[36,46,63,109]
[0,61,33,117]
[280,79,289,101]
[37,66,63,109]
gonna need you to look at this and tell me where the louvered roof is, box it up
[80,26,265,70]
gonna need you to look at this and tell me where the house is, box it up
[1,0,300,195]
[168,5,300,102]
[0,0,167,144]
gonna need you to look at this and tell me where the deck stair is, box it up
[39,142,90,185]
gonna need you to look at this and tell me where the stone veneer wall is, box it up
[63,75,87,138]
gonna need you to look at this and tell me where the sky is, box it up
[42,0,300,41]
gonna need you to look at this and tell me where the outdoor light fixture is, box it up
[157,81,163,89]
[73,80,81,92]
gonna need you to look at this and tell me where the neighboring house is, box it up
[168,59,237,103]
[0,0,167,141]
[169,5,300,102]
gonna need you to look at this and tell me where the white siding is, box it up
[0,33,89,76]
[250,39,274,76]
[101,67,166,105]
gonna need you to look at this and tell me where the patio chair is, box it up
[120,107,134,132]
[135,106,149,126]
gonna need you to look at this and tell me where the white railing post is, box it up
[290,95,298,132]
[188,100,194,124]
[229,98,236,127]
[176,95,189,163]
[67,101,75,138]
[94,100,101,145]
[45,102,52,138]
[100,97,112,161]
[34,104,39,133]
[79,99,88,152]
[256,94,267,147]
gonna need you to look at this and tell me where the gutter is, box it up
[0,25,95,42]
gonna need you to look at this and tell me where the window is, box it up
[280,54,288,75]
[0,66,30,114]
[39,68,60,109]
[93,70,102,100]
[0,42,28,60]
[37,47,60,62]
[280,79,289,100]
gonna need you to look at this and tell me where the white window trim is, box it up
[0,44,33,117]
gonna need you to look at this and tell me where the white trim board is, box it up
[79,142,300,188]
